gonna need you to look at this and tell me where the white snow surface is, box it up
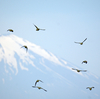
[0,34,64,74]
[0,34,99,80]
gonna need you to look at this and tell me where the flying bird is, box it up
[7,29,14,32]
[86,87,94,90]
[82,60,87,64]
[32,86,47,92]
[35,80,43,86]
[72,68,87,72]
[33,24,45,31]
[74,38,87,45]
[21,45,28,53]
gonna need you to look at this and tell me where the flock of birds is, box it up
[73,38,95,91]
[72,38,88,73]
[7,24,94,92]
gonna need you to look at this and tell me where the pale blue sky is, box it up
[0,0,100,76]
[0,0,100,99]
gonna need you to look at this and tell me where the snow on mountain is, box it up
[0,33,64,75]
[0,34,100,99]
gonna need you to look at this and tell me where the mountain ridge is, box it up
[0,33,100,99]
[0,33,99,78]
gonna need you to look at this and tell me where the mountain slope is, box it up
[0,34,100,99]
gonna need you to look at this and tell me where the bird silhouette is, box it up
[35,80,43,86]
[74,38,87,45]
[72,68,87,72]
[86,87,94,90]
[33,24,45,31]
[21,45,28,53]
[32,86,47,92]
[7,29,14,32]
[82,60,87,64]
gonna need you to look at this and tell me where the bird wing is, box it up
[82,60,86,62]
[82,38,87,43]
[74,42,81,44]
[33,24,38,29]
[20,45,26,48]
[82,61,85,64]
[92,87,94,88]
[20,46,28,52]
[72,68,77,70]
[86,87,89,89]
[81,70,87,72]
[35,80,43,86]
[35,81,38,86]
[39,80,43,83]
[42,88,47,92]
[39,29,45,31]
[7,29,13,32]
[83,61,87,64]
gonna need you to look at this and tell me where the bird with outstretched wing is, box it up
[86,87,94,90]
[74,38,87,45]
[82,60,87,64]
[7,29,14,32]
[33,24,45,31]
[72,68,87,72]
[21,45,28,53]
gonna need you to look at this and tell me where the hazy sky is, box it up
[0,0,100,77]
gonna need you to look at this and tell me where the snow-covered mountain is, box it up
[0,34,100,99]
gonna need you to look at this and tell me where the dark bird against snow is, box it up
[35,80,43,86]
[21,45,28,53]
[72,68,87,72]
[33,24,45,31]
[7,29,14,32]
[82,60,87,64]
[32,86,47,92]
[74,38,87,45]
[86,87,94,91]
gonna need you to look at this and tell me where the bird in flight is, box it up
[74,38,87,45]
[32,86,47,92]
[33,24,45,31]
[82,60,87,64]
[86,87,94,91]
[35,80,43,86]
[21,45,28,53]
[72,68,87,72]
[7,29,14,32]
